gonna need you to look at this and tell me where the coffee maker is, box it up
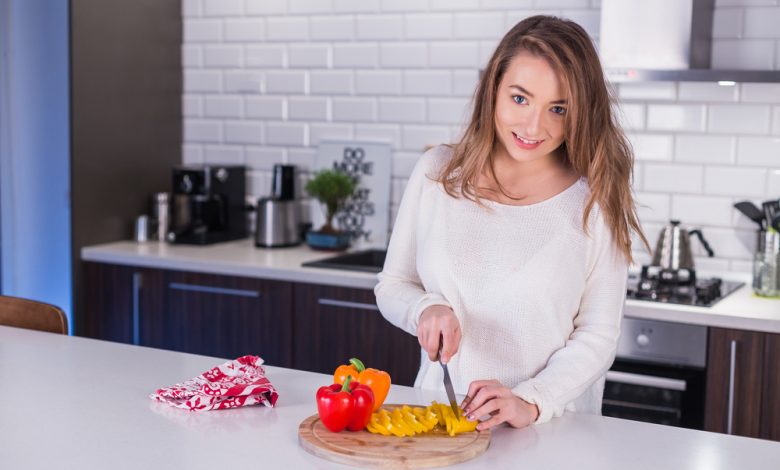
[168,165,247,245]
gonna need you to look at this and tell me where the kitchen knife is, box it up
[437,335,461,419]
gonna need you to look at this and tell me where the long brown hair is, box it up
[438,15,648,262]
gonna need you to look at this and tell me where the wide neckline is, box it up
[481,176,586,209]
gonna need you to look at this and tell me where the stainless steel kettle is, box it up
[255,198,302,248]
[651,220,714,270]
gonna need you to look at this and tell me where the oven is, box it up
[602,317,707,429]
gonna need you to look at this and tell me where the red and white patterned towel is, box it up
[150,355,279,411]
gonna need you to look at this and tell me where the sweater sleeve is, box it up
[374,148,452,336]
[511,209,628,424]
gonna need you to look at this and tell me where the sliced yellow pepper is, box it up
[365,402,478,438]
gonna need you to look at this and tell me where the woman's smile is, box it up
[512,132,544,150]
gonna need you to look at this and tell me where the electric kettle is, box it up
[651,220,714,271]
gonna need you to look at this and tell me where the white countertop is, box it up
[2,326,778,470]
[82,239,780,334]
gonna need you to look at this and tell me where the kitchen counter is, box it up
[82,239,780,333]
[2,326,778,470]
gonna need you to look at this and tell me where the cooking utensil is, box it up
[734,201,765,228]
[763,200,780,230]
[772,214,780,232]
[651,220,714,271]
[437,335,460,419]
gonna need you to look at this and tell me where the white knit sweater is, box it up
[375,145,629,424]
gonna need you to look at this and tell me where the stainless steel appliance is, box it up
[651,220,714,271]
[604,318,708,429]
[255,164,304,248]
[168,165,247,245]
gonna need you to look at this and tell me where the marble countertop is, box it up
[2,326,779,469]
[82,239,780,334]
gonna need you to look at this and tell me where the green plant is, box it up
[305,169,356,234]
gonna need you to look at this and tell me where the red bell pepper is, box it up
[316,376,374,432]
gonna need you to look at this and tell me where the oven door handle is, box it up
[606,370,687,392]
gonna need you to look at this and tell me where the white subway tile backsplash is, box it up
[204,45,243,68]
[204,145,244,164]
[618,83,677,101]
[182,45,202,67]
[671,195,734,226]
[678,82,738,102]
[538,0,589,7]
[183,96,202,117]
[559,10,600,38]
[432,0,480,9]
[643,164,703,193]
[224,19,265,41]
[267,17,309,41]
[182,0,201,17]
[246,146,284,171]
[183,144,204,164]
[310,71,354,95]
[773,106,780,134]
[628,134,674,161]
[356,15,403,40]
[616,103,645,131]
[744,7,780,38]
[245,45,285,67]
[482,0,534,8]
[246,96,285,119]
[247,171,272,198]
[632,163,643,191]
[647,104,707,132]
[290,0,334,14]
[245,0,286,15]
[454,12,506,38]
[288,45,331,68]
[379,98,426,123]
[185,119,222,143]
[712,39,775,69]
[334,0,380,13]
[675,135,735,164]
[704,166,767,196]
[355,124,402,148]
[403,71,452,96]
[380,43,428,68]
[708,104,772,134]
[333,43,379,68]
[265,71,307,94]
[333,98,377,121]
[310,123,354,146]
[184,70,221,92]
[405,14,453,39]
[184,20,222,42]
[402,125,452,151]
[391,152,421,177]
[429,42,480,68]
[737,136,780,166]
[205,96,242,118]
[427,98,472,124]
[288,97,329,121]
[635,193,671,223]
[225,121,264,144]
[267,122,307,146]
[768,169,780,194]
[729,260,753,275]
[478,39,502,66]
[354,74,400,99]
[380,0,431,12]
[224,71,263,93]
[713,8,743,39]
[741,84,780,103]
[694,257,732,274]
[694,228,754,259]
[286,148,317,170]
[310,16,354,41]
[453,70,479,97]
[203,0,243,16]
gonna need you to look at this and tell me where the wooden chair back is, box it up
[0,295,68,334]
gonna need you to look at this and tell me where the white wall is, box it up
[181,0,780,273]
[0,0,72,328]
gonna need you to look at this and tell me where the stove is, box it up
[626,265,743,307]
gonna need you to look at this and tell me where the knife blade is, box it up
[437,335,460,419]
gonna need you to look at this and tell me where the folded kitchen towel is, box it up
[150,355,279,411]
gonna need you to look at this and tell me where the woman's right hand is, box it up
[418,305,461,364]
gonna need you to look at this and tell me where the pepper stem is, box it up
[341,375,353,392]
[349,357,365,372]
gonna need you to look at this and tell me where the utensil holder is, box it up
[753,230,780,297]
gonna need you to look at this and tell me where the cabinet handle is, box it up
[169,282,260,298]
[132,272,142,346]
[727,339,737,435]
[318,298,379,311]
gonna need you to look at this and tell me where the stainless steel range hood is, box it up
[600,0,780,83]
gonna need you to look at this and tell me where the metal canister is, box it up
[153,192,170,242]
[753,230,780,297]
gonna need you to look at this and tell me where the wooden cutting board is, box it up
[298,405,491,469]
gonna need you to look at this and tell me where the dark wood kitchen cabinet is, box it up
[705,327,780,441]
[291,283,421,386]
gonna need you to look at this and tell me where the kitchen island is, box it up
[1,326,778,469]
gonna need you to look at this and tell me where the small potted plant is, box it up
[305,169,356,250]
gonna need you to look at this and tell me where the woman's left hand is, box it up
[461,379,539,431]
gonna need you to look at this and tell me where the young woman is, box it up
[374,15,648,430]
